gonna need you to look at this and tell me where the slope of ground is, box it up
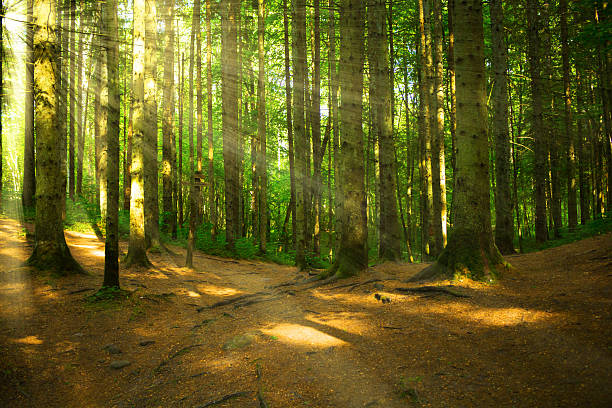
[1,217,611,407]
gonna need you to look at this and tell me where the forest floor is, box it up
[1,217,611,408]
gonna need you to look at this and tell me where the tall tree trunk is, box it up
[125,0,151,267]
[206,0,216,240]
[283,0,296,247]
[414,0,503,282]
[328,0,366,278]
[527,0,548,243]
[417,0,434,259]
[75,11,84,197]
[178,52,184,228]
[124,99,133,211]
[196,0,204,226]
[59,0,68,216]
[68,0,76,200]
[292,0,308,268]
[328,0,340,258]
[491,0,515,254]
[103,0,120,287]
[162,0,175,234]
[560,0,577,230]
[368,0,401,261]
[311,0,322,256]
[431,0,447,255]
[256,0,268,254]
[577,72,590,224]
[144,0,161,248]
[23,0,36,208]
[221,0,241,250]
[447,0,457,224]
[27,0,83,274]
[186,0,199,267]
[97,19,109,221]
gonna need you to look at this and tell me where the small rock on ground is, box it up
[103,344,122,354]
[139,340,155,346]
[110,360,131,369]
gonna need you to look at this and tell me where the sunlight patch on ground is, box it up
[310,290,373,307]
[13,335,43,345]
[306,312,373,336]
[187,290,201,298]
[196,284,242,297]
[261,323,348,347]
[202,355,241,372]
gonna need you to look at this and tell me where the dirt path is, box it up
[1,217,611,407]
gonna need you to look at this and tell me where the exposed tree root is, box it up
[394,285,471,298]
[195,391,252,407]
[330,278,382,291]
[197,292,270,311]
[156,343,205,370]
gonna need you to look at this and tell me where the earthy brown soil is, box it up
[1,217,611,408]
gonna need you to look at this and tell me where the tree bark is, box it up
[103,0,120,287]
[256,0,268,254]
[447,0,457,224]
[221,0,241,250]
[414,0,502,282]
[577,72,590,224]
[125,0,151,267]
[327,0,366,278]
[527,0,548,243]
[23,0,36,208]
[162,0,175,235]
[144,0,161,248]
[96,19,109,221]
[27,0,83,274]
[368,0,401,261]
[490,0,515,254]
[328,0,340,258]
[283,0,296,247]
[206,0,216,240]
[311,0,322,256]
[68,0,76,200]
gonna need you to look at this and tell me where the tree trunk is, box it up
[27,0,83,274]
[256,0,268,254]
[221,0,241,250]
[447,0,457,224]
[527,0,548,243]
[97,21,109,221]
[430,0,447,255]
[125,0,151,267]
[490,0,515,254]
[311,0,322,256]
[162,0,175,235]
[103,0,120,287]
[414,0,503,282]
[178,52,184,229]
[206,0,216,240]
[196,0,204,226]
[292,0,308,268]
[23,0,36,208]
[417,0,433,259]
[75,12,84,197]
[560,0,577,230]
[68,0,76,200]
[144,0,161,248]
[283,0,296,247]
[577,72,590,224]
[327,0,366,278]
[368,0,401,261]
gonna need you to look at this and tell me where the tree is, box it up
[368,0,401,261]
[221,0,241,250]
[162,0,175,234]
[327,0,367,278]
[125,0,150,267]
[206,0,217,240]
[23,0,36,209]
[256,0,268,254]
[292,0,308,268]
[412,0,503,281]
[68,0,76,200]
[27,0,83,274]
[103,0,120,287]
[490,0,515,254]
[527,0,548,243]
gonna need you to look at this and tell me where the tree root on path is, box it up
[195,391,252,408]
[330,278,382,291]
[394,285,471,298]
[155,343,205,371]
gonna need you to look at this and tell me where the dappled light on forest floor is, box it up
[306,311,374,336]
[261,323,348,348]
[195,284,242,297]
[12,335,43,345]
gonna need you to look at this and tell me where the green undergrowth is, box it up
[520,215,611,253]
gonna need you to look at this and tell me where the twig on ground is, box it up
[195,391,251,407]
[68,288,94,295]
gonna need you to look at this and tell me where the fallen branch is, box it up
[394,286,470,298]
[195,391,251,407]
[197,292,270,312]
[156,343,205,370]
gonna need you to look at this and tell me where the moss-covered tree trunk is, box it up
[103,0,120,287]
[27,0,84,274]
[368,0,401,262]
[328,0,340,258]
[162,0,175,235]
[67,0,75,200]
[125,0,150,267]
[413,0,503,282]
[327,0,366,278]
[256,0,268,254]
[283,0,296,247]
[490,0,515,254]
[23,0,36,209]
